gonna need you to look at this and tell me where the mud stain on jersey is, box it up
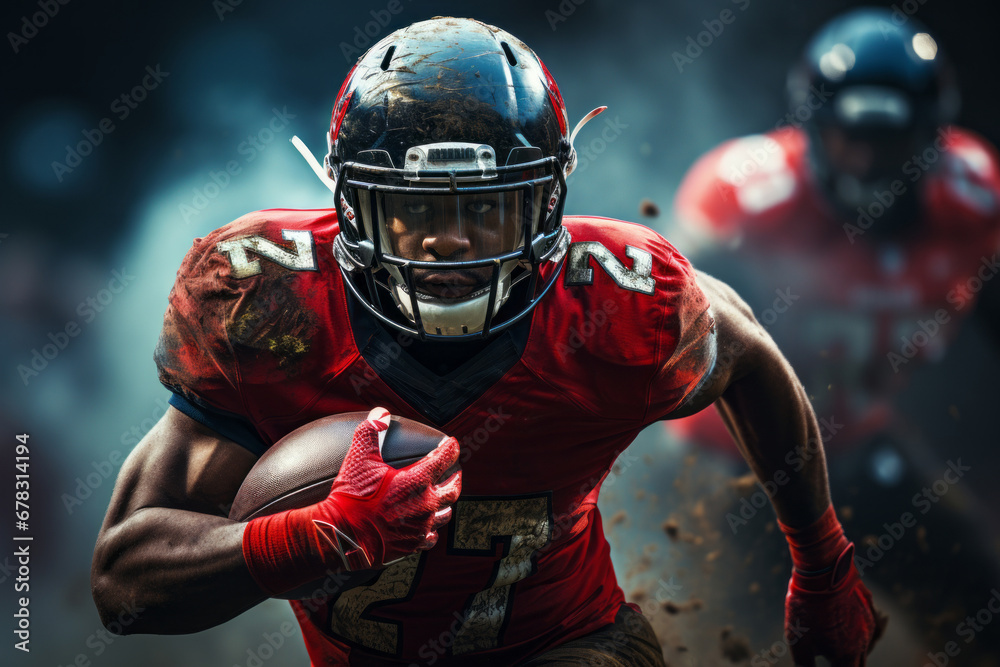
[227,274,316,373]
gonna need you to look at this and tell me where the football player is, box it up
[92,17,883,666]
[670,8,1000,457]
[668,6,1000,657]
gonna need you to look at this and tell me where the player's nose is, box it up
[422,232,471,259]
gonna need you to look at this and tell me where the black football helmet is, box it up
[324,17,580,340]
[788,7,960,229]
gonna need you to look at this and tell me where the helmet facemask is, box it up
[333,142,568,340]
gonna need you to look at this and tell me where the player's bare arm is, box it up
[91,406,264,634]
[671,269,887,661]
[670,270,830,528]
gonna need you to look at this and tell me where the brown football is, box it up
[229,411,451,600]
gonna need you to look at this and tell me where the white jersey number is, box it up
[216,229,317,279]
[565,241,655,294]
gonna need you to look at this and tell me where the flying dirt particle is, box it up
[625,555,652,579]
[610,510,628,527]
[917,525,929,552]
[720,626,752,662]
[949,404,960,421]
[729,473,757,497]
[662,518,680,540]
[840,505,853,521]
[748,582,760,594]
[680,533,704,547]
[640,199,660,218]
[692,499,706,520]
[662,598,703,614]
[705,550,720,563]
[636,489,647,501]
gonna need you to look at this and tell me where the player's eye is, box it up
[404,203,432,216]
[466,199,495,215]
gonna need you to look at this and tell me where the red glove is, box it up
[242,408,462,596]
[780,506,888,666]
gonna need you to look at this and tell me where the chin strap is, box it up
[291,135,338,195]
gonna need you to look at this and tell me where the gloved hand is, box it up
[780,506,888,666]
[242,408,462,596]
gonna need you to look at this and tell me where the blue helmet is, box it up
[788,7,960,225]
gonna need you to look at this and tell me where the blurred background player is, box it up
[668,6,1000,658]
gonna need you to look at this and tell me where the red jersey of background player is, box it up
[668,125,1000,452]
[154,209,715,665]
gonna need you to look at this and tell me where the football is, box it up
[229,411,452,599]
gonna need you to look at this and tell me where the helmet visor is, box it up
[381,189,535,262]
[377,188,542,300]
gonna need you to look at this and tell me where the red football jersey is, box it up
[155,211,715,665]
[670,125,1000,451]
